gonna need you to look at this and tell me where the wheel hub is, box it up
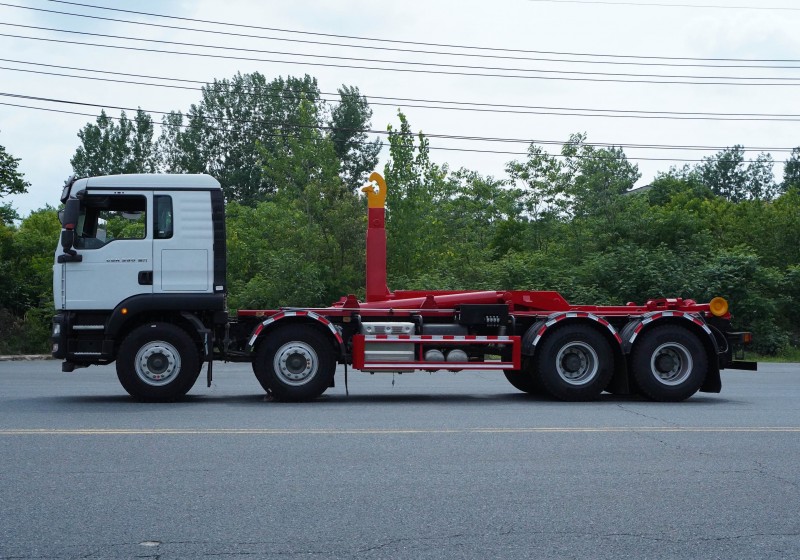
[285,352,309,374]
[274,342,318,386]
[555,342,599,386]
[135,341,180,386]
[655,353,676,373]
[563,353,583,373]
[650,343,693,386]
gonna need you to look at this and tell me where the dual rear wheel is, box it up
[506,323,707,402]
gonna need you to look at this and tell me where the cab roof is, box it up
[72,173,221,193]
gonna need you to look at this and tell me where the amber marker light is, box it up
[121,308,128,315]
[709,297,729,317]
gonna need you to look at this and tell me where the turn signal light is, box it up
[709,297,729,317]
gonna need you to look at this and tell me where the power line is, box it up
[0,99,729,163]
[0,92,795,155]
[3,31,800,87]
[526,0,800,11]
[3,22,798,83]
[2,58,799,122]
[1,2,798,69]
[43,0,800,63]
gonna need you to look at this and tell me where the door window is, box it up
[75,195,147,249]
[154,195,173,240]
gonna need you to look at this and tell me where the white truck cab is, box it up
[52,174,227,389]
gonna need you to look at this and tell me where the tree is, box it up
[0,207,61,354]
[505,144,564,254]
[71,109,158,176]
[699,145,748,202]
[698,146,778,202]
[0,134,29,199]
[784,147,800,191]
[383,111,449,283]
[329,85,382,193]
[158,73,323,204]
[746,152,779,201]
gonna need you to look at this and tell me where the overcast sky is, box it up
[1,0,799,217]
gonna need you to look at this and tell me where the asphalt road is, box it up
[0,360,798,559]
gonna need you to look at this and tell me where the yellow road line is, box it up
[0,427,798,436]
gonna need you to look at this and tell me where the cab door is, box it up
[152,190,214,294]
[62,191,153,310]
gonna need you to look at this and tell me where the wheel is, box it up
[116,322,201,401]
[253,325,336,402]
[630,325,707,402]
[504,358,545,395]
[535,324,613,401]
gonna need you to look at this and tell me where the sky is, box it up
[1,0,799,217]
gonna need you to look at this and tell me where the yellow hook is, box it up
[361,171,387,209]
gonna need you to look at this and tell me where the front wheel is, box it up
[535,325,613,401]
[630,325,707,402]
[253,326,336,402]
[116,322,201,401]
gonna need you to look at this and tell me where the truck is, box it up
[51,172,757,402]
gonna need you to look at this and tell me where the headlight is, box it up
[52,322,61,336]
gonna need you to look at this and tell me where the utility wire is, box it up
[44,0,800,63]
[0,2,797,69]
[0,92,794,154]
[3,23,798,82]
[3,31,800,87]
[0,100,735,163]
[2,59,799,122]
[526,0,800,11]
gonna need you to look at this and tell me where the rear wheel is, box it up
[253,325,336,402]
[116,322,201,401]
[535,325,613,401]
[631,325,707,402]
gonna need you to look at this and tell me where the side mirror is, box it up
[62,198,80,230]
[57,198,82,263]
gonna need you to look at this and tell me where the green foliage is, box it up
[225,198,364,310]
[156,73,382,206]
[71,109,158,176]
[0,208,60,354]
[383,111,449,282]
[784,148,800,191]
[329,85,382,192]
[698,145,779,202]
[0,132,30,205]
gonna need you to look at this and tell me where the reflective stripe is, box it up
[364,335,511,342]
[359,363,515,370]
[248,309,343,350]
[628,311,713,344]
[531,312,622,350]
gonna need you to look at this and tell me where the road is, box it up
[0,360,798,559]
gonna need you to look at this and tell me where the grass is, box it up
[744,346,800,363]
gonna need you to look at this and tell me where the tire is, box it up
[535,324,614,401]
[116,322,201,401]
[504,358,545,395]
[253,325,336,402]
[630,325,707,402]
